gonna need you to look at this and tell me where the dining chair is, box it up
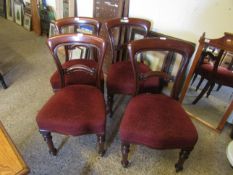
[36,33,106,156]
[105,17,161,117]
[119,37,198,172]
[192,34,233,104]
[50,17,103,91]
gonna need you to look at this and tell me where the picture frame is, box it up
[14,2,22,25]
[6,0,13,21]
[23,13,31,31]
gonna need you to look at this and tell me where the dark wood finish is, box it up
[105,17,151,117]
[175,149,192,172]
[0,72,7,89]
[105,18,151,63]
[129,38,194,98]
[180,33,233,131]
[47,33,106,89]
[121,143,130,168]
[53,17,101,62]
[40,130,57,156]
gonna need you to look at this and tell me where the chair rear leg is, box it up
[121,143,130,168]
[40,130,57,156]
[192,81,211,104]
[191,73,198,85]
[0,73,7,89]
[206,82,215,97]
[107,93,114,117]
[175,149,192,172]
[216,84,222,91]
[230,127,233,139]
[97,134,105,156]
[195,76,204,91]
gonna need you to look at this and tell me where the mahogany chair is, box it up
[50,17,103,91]
[105,17,161,117]
[192,33,233,104]
[0,72,7,89]
[36,33,106,156]
[119,38,198,172]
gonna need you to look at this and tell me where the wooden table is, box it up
[0,121,29,175]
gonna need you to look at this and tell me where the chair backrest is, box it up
[47,33,106,89]
[54,17,101,36]
[53,17,102,62]
[105,17,151,63]
[128,37,195,99]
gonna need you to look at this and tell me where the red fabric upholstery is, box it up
[107,61,160,94]
[200,64,233,86]
[36,85,106,136]
[120,94,198,149]
[50,59,104,90]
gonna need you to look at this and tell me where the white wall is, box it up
[39,0,233,43]
[129,0,233,43]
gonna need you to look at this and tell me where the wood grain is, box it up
[31,0,41,35]
[0,121,29,175]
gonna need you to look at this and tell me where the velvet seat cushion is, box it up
[200,64,233,87]
[107,61,160,95]
[120,94,198,149]
[50,59,104,90]
[36,85,106,136]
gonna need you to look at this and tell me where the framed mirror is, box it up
[179,33,233,132]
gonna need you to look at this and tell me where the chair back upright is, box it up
[47,33,106,89]
[128,37,195,99]
[105,17,151,63]
[53,17,102,61]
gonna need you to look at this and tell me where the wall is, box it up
[129,0,233,43]
[36,0,233,43]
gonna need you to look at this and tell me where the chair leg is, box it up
[230,127,233,139]
[191,73,198,85]
[0,73,7,89]
[107,93,114,117]
[192,81,211,104]
[175,149,192,172]
[216,84,222,91]
[206,82,215,98]
[97,134,105,156]
[121,143,130,168]
[195,76,204,91]
[40,130,57,156]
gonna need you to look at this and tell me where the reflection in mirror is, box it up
[180,33,233,131]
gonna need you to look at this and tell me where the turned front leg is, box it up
[175,149,192,172]
[40,130,57,156]
[121,143,130,168]
[97,134,105,156]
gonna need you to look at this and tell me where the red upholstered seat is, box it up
[37,85,106,136]
[50,59,104,90]
[200,64,233,86]
[107,61,160,95]
[120,94,198,149]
